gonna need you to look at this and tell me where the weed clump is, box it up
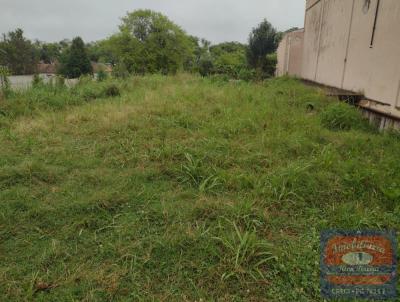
[213,219,276,281]
[178,153,221,193]
[77,82,121,100]
[32,74,44,87]
[104,84,120,97]
[97,70,108,82]
[320,102,370,131]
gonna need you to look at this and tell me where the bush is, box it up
[77,75,93,86]
[76,80,121,100]
[208,74,230,84]
[55,76,65,88]
[79,85,101,101]
[320,102,371,131]
[0,66,10,95]
[264,53,277,77]
[58,37,93,79]
[104,84,120,97]
[198,55,214,77]
[97,70,108,82]
[238,68,256,82]
[112,62,130,79]
[32,74,44,87]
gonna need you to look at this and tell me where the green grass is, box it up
[0,74,399,301]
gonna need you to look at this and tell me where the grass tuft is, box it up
[213,218,276,281]
[320,102,372,131]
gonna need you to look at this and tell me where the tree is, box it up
[58,37,92,78]
[188,37,212,75]
[37,42,62,64]
[264,53,278,77]
[105,9,193,75]
[210,42,248,78]
[210,42,247,58]
[198,54,214,77]
[86,41,114,63]
[0,29,38,75]
[275,27,300,44]
[101,31,144,74]
[247,20,279,71]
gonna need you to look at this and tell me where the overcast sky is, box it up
[0,0,305,44]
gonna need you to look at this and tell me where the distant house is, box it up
[36,62,113,76]
[91,62,113,74]
[37,62,58,76]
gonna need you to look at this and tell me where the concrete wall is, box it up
[301,0,400,118]
[276,35,288,77]
[342,0,400,117]
[301,3,323,80]
[276,30,304,77]
[3,75,78,90]
[314,0,354,88]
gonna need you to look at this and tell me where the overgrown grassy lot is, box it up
[0,75,399,301]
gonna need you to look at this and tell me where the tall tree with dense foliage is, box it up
[192,38,213,76]
[210,42,248,77]
[106,10,194,75]
[247,20,279,71]
[59,37,92,78]
[37,42,62,64]
[0,29,38,75]
[86,41,115,64]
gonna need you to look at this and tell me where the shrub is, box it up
[198,55,214,77]
[79,86,100,100]
[320,102,370,131]
[208,74,230,84]
[55,76,65,88]
[264,53,277,78]
[0,66,10,95]
[112,62,130,79]
[97,70,108,82]
[238,68,256,82]
[32,74,44,87]
[58,37,93,79]
[104,84,120,97]
[213,219,276,281]
[77,75,93,86]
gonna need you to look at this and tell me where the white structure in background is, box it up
[277,0,400,127]
[276,29,304,78]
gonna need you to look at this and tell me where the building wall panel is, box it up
[279,0,400,119]
[343,0,400,109]
[315,0,354,88]
[306,0,322,10]
[287,31,304,77]
[302,1,323,81]
[276,35,289,76]
[276,30,304,77]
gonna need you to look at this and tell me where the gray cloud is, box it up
[0,0,305,44]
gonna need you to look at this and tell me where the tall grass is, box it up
[0,74,399,301]
[0,77,122,119]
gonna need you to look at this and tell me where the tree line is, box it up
[0,9,285,80]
